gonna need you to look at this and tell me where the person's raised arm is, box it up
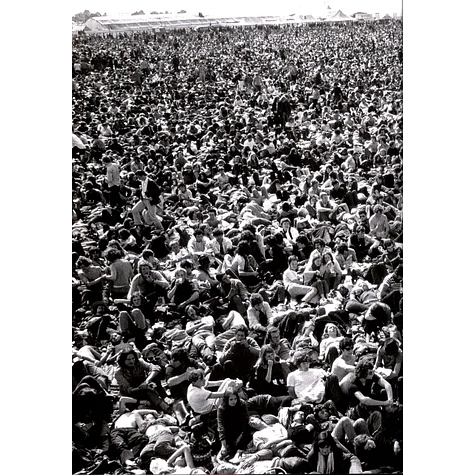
[118,396,137,414]
[378,280,390,299]
[374,348,383,370]
[127,275,140,300]
[103,264,118,281]
[167,368,192,387]
[377,376,394,402]
[265,360,273,383]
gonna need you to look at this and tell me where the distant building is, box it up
[354,12,373,20]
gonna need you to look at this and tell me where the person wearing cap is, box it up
[132,170,163,230]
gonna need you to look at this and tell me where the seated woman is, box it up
[307,430,363,474]
[217,388,253,460]
[283,255,320,305]
[319,323,344,368]
[115,349,170,413]
[249,344,289,397]
[303,252,330,303]
[320,251,343,291]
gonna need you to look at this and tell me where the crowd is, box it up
[72,19,403,475]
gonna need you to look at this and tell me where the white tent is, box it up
[325,10,356,22]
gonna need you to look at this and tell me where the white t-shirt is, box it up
[287,368,326,403]
[185,315,214,337]
[253,423,288,449]
[187,384,217,414]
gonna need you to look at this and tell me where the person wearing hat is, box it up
[132,170,163,230]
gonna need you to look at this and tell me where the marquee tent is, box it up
[324,10,356,22]
[82,13,319,33]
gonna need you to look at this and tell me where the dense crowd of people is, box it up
[72,19,403,475]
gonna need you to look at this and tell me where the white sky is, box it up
[71,0,403,18]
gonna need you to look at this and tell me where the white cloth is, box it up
[287,368,326,403]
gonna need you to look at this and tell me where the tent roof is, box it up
[325,10,356,21]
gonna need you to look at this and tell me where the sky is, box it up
[71,0,403,18]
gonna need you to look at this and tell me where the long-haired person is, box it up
[249,344,289,397]
[217,388,252,460]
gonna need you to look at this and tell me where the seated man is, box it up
[187,228,212,263]
[167,266,200,311]
[219,325,261,384]
[265,325,292,363]
[246,293,275,344]
[346,358,394,436]
[287,353,327,404]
